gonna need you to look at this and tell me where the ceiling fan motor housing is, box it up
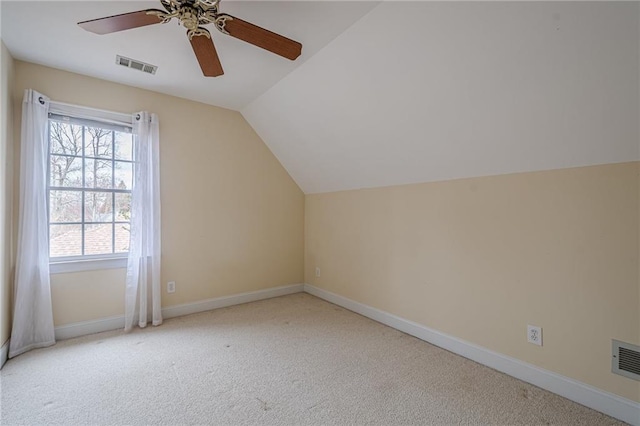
[180,7,200,30]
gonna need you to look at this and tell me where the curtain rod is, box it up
[47,99,134,127]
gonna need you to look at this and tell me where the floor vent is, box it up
[612,340,640,381]
[115,55,157,75]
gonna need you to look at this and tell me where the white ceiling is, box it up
[0,1,379,110]
[243,2,640,193]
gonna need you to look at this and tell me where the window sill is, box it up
[50,256,128,274]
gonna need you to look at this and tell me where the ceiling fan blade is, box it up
[221,15,302,60]
[189,31,224,77]
[78,10,165,35]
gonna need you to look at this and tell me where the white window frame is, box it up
[47,101,133,274]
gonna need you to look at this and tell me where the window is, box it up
[47,112,133,264]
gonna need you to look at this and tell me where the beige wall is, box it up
[305,162,640,403]
[0,41,15,348]
[12,61,304,327]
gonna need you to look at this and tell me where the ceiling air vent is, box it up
[612,340,640,381]
[115,55,157,75]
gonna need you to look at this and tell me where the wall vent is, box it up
[612,340,640,381]
[115,55,157,75]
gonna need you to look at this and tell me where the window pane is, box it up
[48,118,134,259]
[115,193,131,221]
[49,155,82,187]
[114,132,133,161]
[114,161,133,190]
[49,122,82,156]
[84,127,112,158]
[49,190,82,223]
[84,224,113,255]
[85,191,113,222]
[50,224,82,257]
[85,159,113,189]
[114,223,130,253]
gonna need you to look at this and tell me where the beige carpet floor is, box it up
[0,293,625,425]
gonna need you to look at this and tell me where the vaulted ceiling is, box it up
[2,2,639,194]
[242,2,639,193]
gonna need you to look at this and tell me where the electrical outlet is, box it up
[167,281,176,294]
[527,325,542,346]
[315,267,321,277]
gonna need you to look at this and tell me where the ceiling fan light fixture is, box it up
[147,0,221,33]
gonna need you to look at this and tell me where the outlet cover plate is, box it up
[527,325,542,346]
[167,281,176,294]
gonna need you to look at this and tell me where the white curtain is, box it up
[124,112,162,331]
[9,90,55,358]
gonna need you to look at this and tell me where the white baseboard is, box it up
[54,283,305,341]
[55,315,125,340]
[304,284,640,426]
[162,283,305,319]
[1,339,9,369]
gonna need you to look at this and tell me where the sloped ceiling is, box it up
[243,2,640,194]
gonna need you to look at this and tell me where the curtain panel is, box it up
[9,90,55,358]
[124,112,162,331]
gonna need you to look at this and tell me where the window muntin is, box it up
[48,114,133,259]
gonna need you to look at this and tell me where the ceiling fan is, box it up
[78,0,302,77]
